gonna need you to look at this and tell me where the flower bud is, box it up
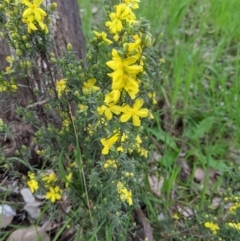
[71,70,76,75]
[22,35,28,41]
[123,43,129,53]
[91,64,98,71]
[25,61,31,68]
[50,57,57,64]
[26,43,32,48]
[20,61,25,68]
[45,17,51,24]
[142,33,152,47]
[21,145,27,150]
[50,2,57,11]
[16,49,23,56]
[68,63,74,69]
[11,32,18,40]
[67,43,72,51]
[117,50,124,58]
[66,71,71,77]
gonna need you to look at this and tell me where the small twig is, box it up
[26,99,49,109]
[67,103,94,231]
[134,208,154,241]
[0,176,8,186]
[150,136,164,154]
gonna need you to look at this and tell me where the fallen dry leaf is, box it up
[148,175,164,197]
[41,220,60,232]
[0,205,16,228]
[6,226,50,241]
[131,208,154,241]
[194,167,205,183]
[20,188,35,203]
[211,197,222,209]
[23,202,42,219]
[21,188,42,219]
[176,205,194,218]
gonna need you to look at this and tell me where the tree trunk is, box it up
[53,0,85,59]
[0,0,85,172]
[0,37,11,70]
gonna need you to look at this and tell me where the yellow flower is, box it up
[27,172,39,193]
[97,98,121,120]
[65,172,72,188]
[0,81,18,92]
[106,49,143,84]
[109,73,139,99]
[172,213,180,220]
[103,160,118,169]
[119,99,148,126]
[100,132,119,155]
[56,79,67,97]
[119,187,133,205]
[117,182,133,205]
[42,172,57,184]
[139,148,148,158]
[229,202,240,212]
[93,31,112,45]
[82,78,100,95]
[148,92,157,104]
[22,0,47,21]
[45,186,62,202]
[78,104,88,112]
[27,179,39,193]
[124,0,140,9]
[204,222,219,235]
[22,0,48,33]
[28,172,35,179]
[228,222,240,230]
[105,4,135,34]
[104,90,121,104]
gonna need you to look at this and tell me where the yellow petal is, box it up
[34,0,43,6]
[133,99,143,110]
[137,109,148,117]
[29,22,38,30]
[37,7,47,17]
[110,105,122,115]
[132,115,140,126]
[124,65,143,74]
[33,9,42,21]
[38,21,45,30]
[120,113,131,123]
[102,146,109,155]
[97,105,106,115]
[106,60,119,70]
[23,8,33,18]
[104,108,112,120]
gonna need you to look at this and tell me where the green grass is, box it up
[77,0,240,239]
